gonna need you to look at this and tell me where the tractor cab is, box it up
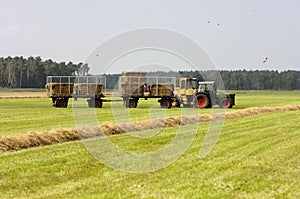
[198,81,216,93]
[195,81,235,108]
[179,78,198,95]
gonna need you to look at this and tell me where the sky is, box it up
[0,0,299,73]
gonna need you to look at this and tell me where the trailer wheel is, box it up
[193,94,210,108]
[219,98,232,108]
[87,98,94,108]
[126,99,137,108]
[95,98,103,108]
[160,99,172,109]
[55,98,68,108]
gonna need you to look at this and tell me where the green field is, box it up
[0,91,299,198]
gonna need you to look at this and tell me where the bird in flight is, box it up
[263,57,268,63]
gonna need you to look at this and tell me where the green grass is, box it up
[0,110,299,198]
[0,98,75,137]
[0,91,300,198]
[233,90,300,109]
[1,91,300,137]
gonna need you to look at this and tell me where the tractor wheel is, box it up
[160,99,172,109]
[126,99,137,108]
[193,94,210,108]
[219,98,232,108]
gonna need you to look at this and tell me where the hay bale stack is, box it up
[121,76,147,85]
[121,71,147,77]
[74,83,103,96]
[149,83,174,96]
[45,83,74,97]
[120,71,147,96]
[121,71,147,85]
[120,83,144,96]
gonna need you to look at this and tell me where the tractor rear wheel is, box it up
[219,98,232,108]
[193,94,210,108]
[160,99,172,109]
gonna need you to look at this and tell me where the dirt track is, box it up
[0,92,46,98]
[0,105,299,153]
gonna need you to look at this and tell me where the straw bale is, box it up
[149,83,174,96]
[121,71,147,77]
[75,83,103,96]
[121,76,147,85]
[45,83,74,97]
[120,83,144,96]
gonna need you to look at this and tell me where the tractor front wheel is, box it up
[219,98,232,108]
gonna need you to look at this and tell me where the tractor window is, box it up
[206,84,213,91]
[199,84,205,92]
[186,80,197,89]
[180,80,185,89]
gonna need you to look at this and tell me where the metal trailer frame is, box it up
[119,76,177,108]
[46,75,106,108]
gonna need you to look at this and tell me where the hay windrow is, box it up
[0,105,299,153]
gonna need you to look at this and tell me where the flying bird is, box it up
[263,57,268,63]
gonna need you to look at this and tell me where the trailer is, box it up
[119,71,176,108]
[46,75,106,108]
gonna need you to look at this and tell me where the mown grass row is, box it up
[0,110,299,198]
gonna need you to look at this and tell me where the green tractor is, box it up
[176,78,235,108]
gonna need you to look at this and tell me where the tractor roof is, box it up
[198,81,215,85]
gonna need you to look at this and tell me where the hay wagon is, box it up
[46,76,106,108]
[46,72,177,109]
[119,71,176,108]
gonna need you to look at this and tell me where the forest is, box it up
[0,56,299,90]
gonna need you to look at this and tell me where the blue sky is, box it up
[0,0,299,73]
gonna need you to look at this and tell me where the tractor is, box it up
[176,78,235,108]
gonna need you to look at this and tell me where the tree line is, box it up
[104,70,300,90]
[0,56,299,90]
[0,56,83,88]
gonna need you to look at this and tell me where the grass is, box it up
[0,110,299,198]
[233,90,300,109]
[0,91,299,137]
[0,90,299,198]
